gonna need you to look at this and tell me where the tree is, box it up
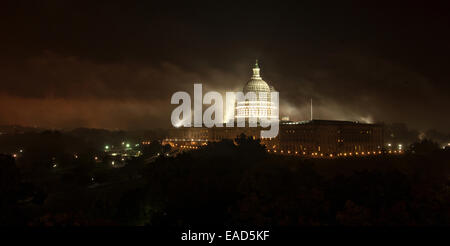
[408,139,440,155]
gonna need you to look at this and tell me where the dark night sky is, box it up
[1,1,449,133]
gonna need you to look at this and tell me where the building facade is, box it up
[164,120,384,157]
[273,120,384,156]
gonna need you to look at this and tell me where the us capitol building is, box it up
[164,61,385,157]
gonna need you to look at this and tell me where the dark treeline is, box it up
[0,132,449,226]
[0,127,168,152]
[383,123,449,147]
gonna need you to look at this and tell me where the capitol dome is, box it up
[243,61,271,94]
[235,60,278,124]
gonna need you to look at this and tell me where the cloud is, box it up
[0,52,253,129]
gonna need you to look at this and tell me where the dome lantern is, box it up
[252,59,261,79]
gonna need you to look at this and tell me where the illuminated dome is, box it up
[235,60,278,123]
[243,61,271,94]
